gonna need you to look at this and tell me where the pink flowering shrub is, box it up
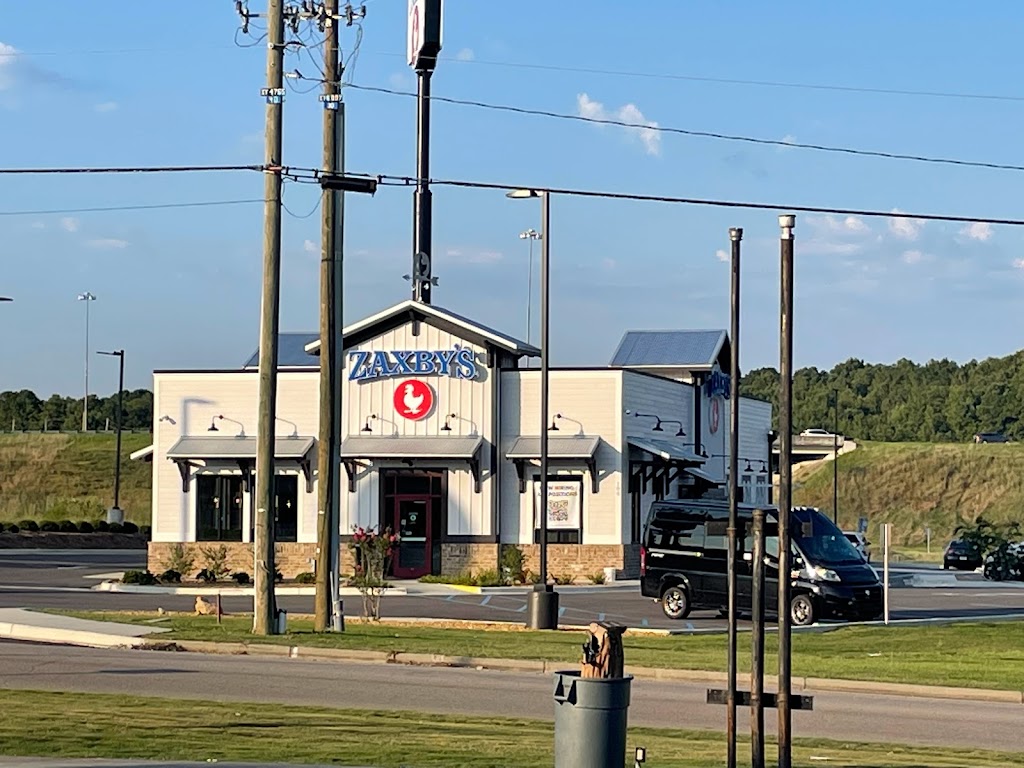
[347,525,397,621]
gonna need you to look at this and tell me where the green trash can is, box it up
[553,670,633,768]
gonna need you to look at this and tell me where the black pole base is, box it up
[526,583,559,630]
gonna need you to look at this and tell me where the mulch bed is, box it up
[0,532,148,549]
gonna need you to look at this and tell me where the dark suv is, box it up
[943,539,982,570]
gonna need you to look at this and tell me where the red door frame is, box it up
[392,494,433,579]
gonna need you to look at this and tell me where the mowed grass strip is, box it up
[60,611,1024,691]
[0,689,1022,768]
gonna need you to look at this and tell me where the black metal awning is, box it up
[505,435,601,494]
[165,435,316,493]
[338,435,484,493]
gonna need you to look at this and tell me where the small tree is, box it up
[347,526,397,621]
[199,544,231,581]
[162,543,196,578]
[955,516,1023,581]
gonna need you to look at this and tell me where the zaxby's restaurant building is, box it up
[136,300,772,580]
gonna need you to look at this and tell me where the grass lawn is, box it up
[0,689,1021,768]
[62,611,1024,691]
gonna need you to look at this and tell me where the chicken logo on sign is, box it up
[393,379,434,421]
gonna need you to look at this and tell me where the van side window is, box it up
[672,512,706,549]
[743,522,780,560]
[705,518,728,550]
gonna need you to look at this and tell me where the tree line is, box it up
[742,350,1024,442]
[0,389,153,432]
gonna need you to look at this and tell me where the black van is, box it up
[640,501,883,626]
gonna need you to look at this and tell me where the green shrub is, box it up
[230,572,251,585]
[77,521,95,534]
[417,574,451,583]
[500,544,527,585]
[275,569,284,584]
[523,569,542,585]
[475,568,502,587]
[18,520,38,532]
[58,520,78,533]
[158,569,181,584]
[40,521,59,532]
[139,525,152,539]
[162,544,195,576]
[416,571,477,585]
[95,520,110,532]
[196,568,218,583]
[108,522,124,534]
[121,570,158,585]
[551,571,576,586]
[199,544,231,581]
[5,523,19,534]
[122,521,139,534]
[295,571,316,584]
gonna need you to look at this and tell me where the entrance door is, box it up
[393,495,432,579]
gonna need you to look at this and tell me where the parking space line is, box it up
[480,595,491,606]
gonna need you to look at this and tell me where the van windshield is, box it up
[793,513,864,566]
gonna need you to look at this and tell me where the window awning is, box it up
[339,435,484,493]
[682,466,723,486]
[627,437,705,464]
[505,435,601,494]
[166,436,316,492]
[628,436,707,495]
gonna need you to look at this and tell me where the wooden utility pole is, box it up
[315,0,343,633]
[253,0,286,636]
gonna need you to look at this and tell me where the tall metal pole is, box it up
[777,214,796,768]
[78,292,96,431]
[832,389,839,525]
[526,235,535,346]
[114,350,124,510]
[539,191,550,589]
[253,0,285,636]
[412,69,433,304]
[315,0,341,634]
[750,507,766,768]
[725,226,743,768]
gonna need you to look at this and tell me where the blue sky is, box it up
[2,1,1024,397]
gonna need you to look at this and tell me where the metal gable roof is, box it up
[609,330,727,369]
[339,435,483,459]
[242,332,319,369]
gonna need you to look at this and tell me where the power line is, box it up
[0,199,266,216]
[371,173,1024,227]
[345,82,1024,174]
[0,164,264,175]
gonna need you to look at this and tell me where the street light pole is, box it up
[519,229,539,346]
[78,292,96,431]
[508,188,559,630]
[832,389,839,525]
[98,349,125,523]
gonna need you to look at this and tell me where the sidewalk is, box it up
[1,607,1021,706]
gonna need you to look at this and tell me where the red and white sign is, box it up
[407,0,423,67]
[709,397,721,434]
[393,379,434,421]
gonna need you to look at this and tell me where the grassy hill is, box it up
[0,433,152,525]
[793,441,1024,547]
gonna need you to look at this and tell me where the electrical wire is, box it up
[369,173,1024,227]
[0,164,264,175]
[345,83,1024,174]
[0,199,266,216]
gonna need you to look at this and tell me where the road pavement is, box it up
[0,640,1019,752]
[2,550,1023,630]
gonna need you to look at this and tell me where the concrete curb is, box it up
[0,621,148,649]
[445,582,639,595]
[92,581,408,597]
[139,638,1024,704]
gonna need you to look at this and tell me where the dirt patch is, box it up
[0,532,148,549]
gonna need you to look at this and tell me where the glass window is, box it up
[196,475,243,542]
[274,475,298,543]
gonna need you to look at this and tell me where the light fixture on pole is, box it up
[97,349,125,524]
[519,229,540,346]
[77,292,96,432]
[208,415,246,436]
[507,187,558,630]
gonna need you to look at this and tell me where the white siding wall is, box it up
[151,372,320,543]
[722,396,773,505]
[499,370,622,545]
[621,371,697,535]
[342,323,494,537]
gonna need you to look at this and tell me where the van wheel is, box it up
[791,594,815,626]
[661,585,691,620]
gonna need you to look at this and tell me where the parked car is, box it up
[943,539,983,570]
[800,428,835,437]
[973,432,1008,444]
[843,531,871,562]
[640,501,882,626]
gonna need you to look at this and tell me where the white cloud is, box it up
[601,257,616,270]
[901,249,926,265]
[888,208,925,241]
[303,239,318,254]
[776,134,797,153]
[959,221,993,242]
[30,221,44,230]
[94,101,118,113]
[715,249,728,263]
[455,48,475,61]
[576,93,661,156]
[0,42,17,91]
[804,240,863,256]
[59,217,80,233]
[445,247,502,264]
[807,214,870,235]
[389,71,414,89]
[1014,258,1024,270]
[86,238,129,250]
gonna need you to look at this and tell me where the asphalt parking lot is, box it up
[1,549,1023,630]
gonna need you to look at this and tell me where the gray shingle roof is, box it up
[243,332,319,369]
[609,330,727,369]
